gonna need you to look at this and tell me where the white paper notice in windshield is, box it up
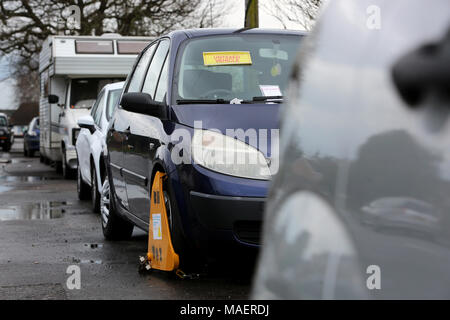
[259,85,282,97]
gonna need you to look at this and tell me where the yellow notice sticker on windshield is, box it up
[203,51,252,66]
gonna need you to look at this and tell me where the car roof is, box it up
[169,28,307,39]
[103,81,125,92]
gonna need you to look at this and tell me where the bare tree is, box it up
[9,56,39,106]
[262,0,322,31]
[0,0,226,104]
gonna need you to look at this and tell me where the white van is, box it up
[39,34,152,178]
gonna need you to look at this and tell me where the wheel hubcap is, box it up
[101,179,110,229]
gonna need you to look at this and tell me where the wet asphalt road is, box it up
[0,138,252,299]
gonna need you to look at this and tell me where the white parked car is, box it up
[76,81,124,212]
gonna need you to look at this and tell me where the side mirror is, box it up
[48,94,59,104]
[120,92,166,119]
[77,115,96,134]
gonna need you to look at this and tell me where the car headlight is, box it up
[191,129,271,180]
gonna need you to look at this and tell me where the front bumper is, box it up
[65,146,78,169]
[190,191,265,245]
[175,163,268,248]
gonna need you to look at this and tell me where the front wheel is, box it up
[2,142,10,152]
[101,172,133,240]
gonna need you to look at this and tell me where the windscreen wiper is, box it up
[176,99,229,105]
[241,96,284,104]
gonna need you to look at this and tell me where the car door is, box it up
[110,42,158,211]
[123,38,170,223]
[90,89,108,185]
[78,90,104,183]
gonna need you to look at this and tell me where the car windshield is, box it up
[173,34,302,104]
[33,118,40,130]
[106,89,122,120]
[0,117,7,126]
[70,78,124,108]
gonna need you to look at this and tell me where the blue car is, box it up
[24,117,40,157]
[101,29,305,267]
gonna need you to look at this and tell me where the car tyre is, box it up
[77,164,91,201]
[101,171,133,240]
[91,164,101,213]
[3,142,10,152]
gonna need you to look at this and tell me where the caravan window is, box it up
[75,40,114,54]
[70,78,123,109]
[117,41,151,54]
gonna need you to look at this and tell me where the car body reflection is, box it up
[361,197,441,237]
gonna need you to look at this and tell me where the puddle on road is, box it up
[0,175,59,182]
[0,201,66,221]
[84,243,104,249]
[70,257,103,264]
[10,158,33,164]
[0,185,12,192]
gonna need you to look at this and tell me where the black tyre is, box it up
[91,164,100,213]
[101,171,133,240]
[29,150,35,157]
[77,164,91,201]
[23,145,28,157]
[3,142,10,152]
[40,155,44,163]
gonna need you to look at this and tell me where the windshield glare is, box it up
[174,34,302,103]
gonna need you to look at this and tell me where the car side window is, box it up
[126,43,157,93]
[154,57,169,103]
[142,39,169,99]
[90,91,103,119]
[93,92,106,127]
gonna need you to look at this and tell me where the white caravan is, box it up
[39,34,152,178]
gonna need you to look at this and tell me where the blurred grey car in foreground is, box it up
[253,0,450,299]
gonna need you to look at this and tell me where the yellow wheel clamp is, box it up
[140,171,180,272]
